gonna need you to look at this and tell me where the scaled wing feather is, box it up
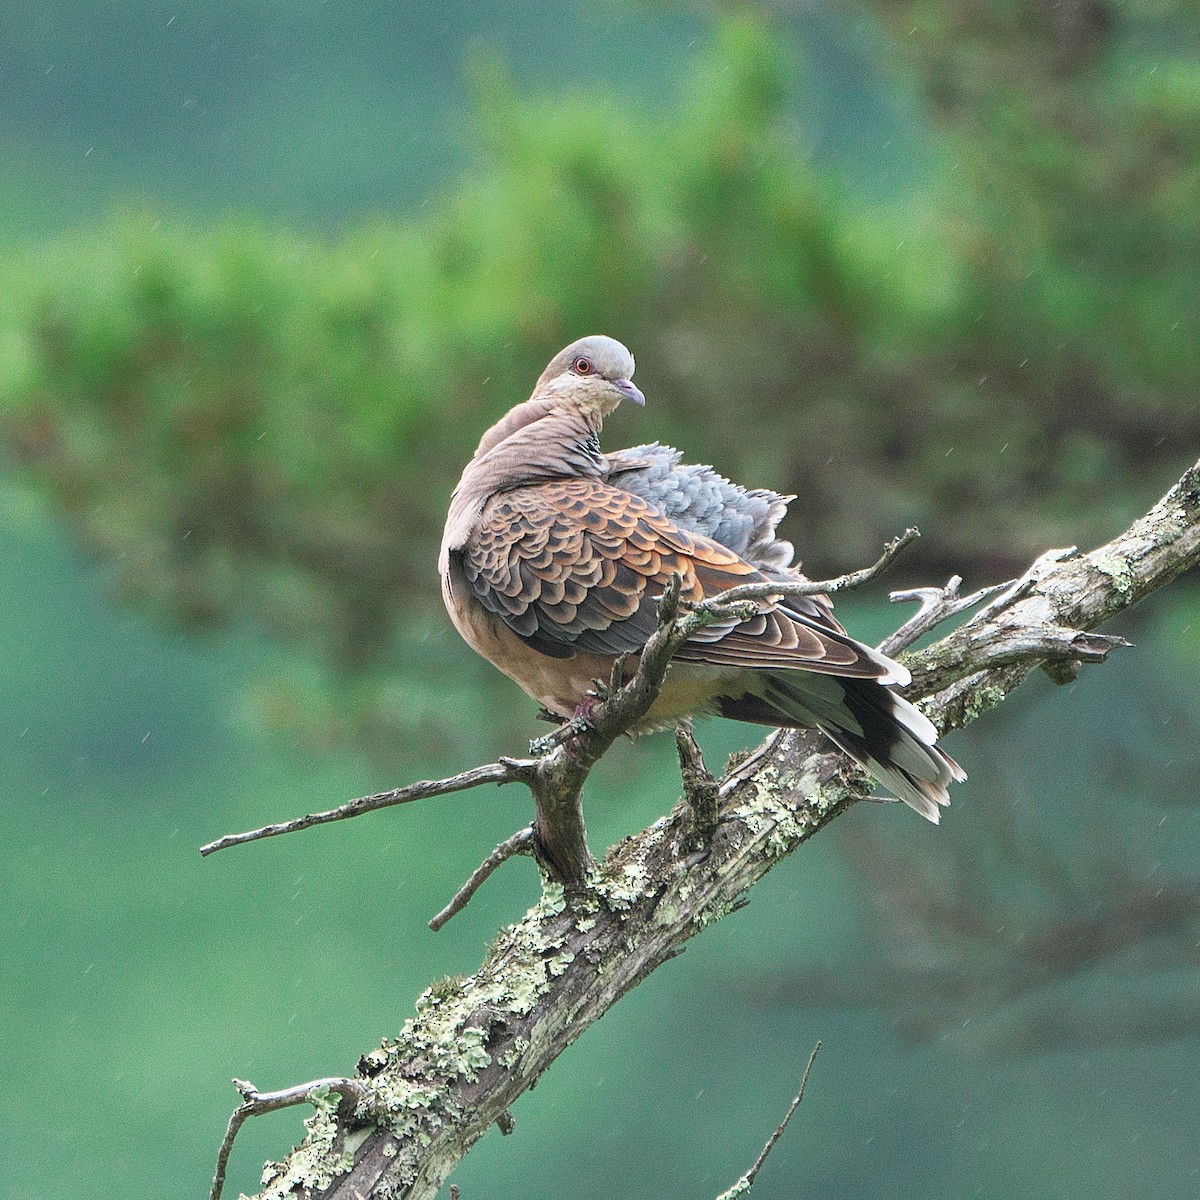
[462,478,893,680]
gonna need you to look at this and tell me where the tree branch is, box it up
[199,762,522,856]
[881,575,1013,655]
[212,1078,370,1200]
[428,827,536,932]
[202,534,919,890]
[715,1042,821,1200]
[221,457,1199,1200]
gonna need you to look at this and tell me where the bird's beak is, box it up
[614,378,645,407]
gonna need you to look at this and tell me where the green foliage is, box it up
[2,11,1199,1199]
[1,6,1197,683]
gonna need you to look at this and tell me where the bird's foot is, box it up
[585,653,632,705]
[529,708,594,756]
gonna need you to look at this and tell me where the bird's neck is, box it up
[467,399,604,484]
[442,401,605,552]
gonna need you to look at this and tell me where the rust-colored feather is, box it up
[460,478,885,677]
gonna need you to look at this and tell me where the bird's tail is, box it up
[723,672,965,822]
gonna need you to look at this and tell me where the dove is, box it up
[439,335,964,821]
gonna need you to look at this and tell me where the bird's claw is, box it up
[529,713,590,756]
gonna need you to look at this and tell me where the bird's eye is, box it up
[572,356,594,375]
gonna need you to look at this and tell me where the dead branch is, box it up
[428,827,536,932]
[202,535,922,889]
[211,1078,369,1200]
[881,575,1013,654]
[715,1042,821,1200]
[219,456,1199,1200]
[199,762,522,856]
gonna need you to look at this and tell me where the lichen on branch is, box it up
[217,457,1200,1200]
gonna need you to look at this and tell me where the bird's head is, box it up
[532,335,646,419]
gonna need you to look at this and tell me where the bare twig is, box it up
[200,761,527,856]
[528,716,589,756]
[429,827,536,932]
[676,724,719,848]
[969,547,1078,626]
[716,1042,822,1200]
[211,1077,368,1200]
[903,624,1130,696]
[815,526,920,593]
[879,547,1084,660]
[881,575,1013,655]
[684,527,920,625]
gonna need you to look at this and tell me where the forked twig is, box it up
[881,575,1013,655]
[200,530,918,865]
[211,1077,368,1200]
[200,760,532,856]
[969,546,1078,626]
[684,527,920,626]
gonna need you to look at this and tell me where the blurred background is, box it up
[2,1,1198,1197]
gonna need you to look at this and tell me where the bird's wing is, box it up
[458,476,896,679]
[605,442,797,574]
[604,443,849,645]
